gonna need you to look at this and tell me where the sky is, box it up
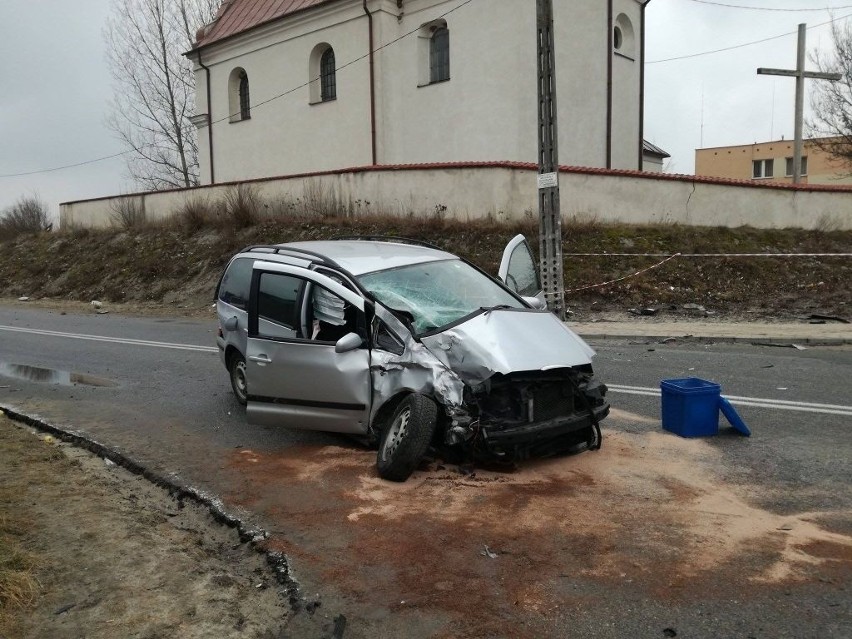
[0,0,849,220]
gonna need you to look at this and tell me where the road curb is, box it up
[0,403,302,611]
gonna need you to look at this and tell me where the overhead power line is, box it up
[0,150,130,179]
[648,11,852,63]
[687,0,852,12]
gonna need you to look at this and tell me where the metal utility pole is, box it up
[757,24,841,184]
[536,0,566,319]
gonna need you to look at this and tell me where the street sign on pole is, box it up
[536,0,566,320]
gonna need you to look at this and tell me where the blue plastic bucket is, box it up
[660,377,721,437]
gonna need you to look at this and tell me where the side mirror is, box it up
[223,316,239,331]
[523,296,547,310]
[335,332,364,353]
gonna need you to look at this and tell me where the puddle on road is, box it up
[0,363,118,388]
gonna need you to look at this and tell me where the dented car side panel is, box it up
[368,305,466,429]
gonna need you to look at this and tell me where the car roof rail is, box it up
[240,244,342,268]
[332,235,444,251]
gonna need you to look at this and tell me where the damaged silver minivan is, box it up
[215,236,608,481]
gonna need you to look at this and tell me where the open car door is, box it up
[498,234,546,306]
[245,261,371,435]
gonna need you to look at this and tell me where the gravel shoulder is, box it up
[0,415,289,639]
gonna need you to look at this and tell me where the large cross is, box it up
[757,23,841,184]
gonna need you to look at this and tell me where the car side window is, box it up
[374,321,404,356]
[308,282,365,343]
[257,273,301,333]
[219,257,253,310]
[506,243,540,297]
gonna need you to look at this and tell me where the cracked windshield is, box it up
[359,259,523,334]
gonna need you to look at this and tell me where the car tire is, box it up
[376,394,438,482]
[229,353,248,406]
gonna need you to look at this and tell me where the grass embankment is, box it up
[1,215,850,317]
[0,423,45,630]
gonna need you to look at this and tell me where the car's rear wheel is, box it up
[377,394,437,482]
[229,354,248,406]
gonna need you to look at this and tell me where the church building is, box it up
[187,0,651,185]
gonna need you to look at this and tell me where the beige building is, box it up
[695,138,852,186]
[186,0,651,185]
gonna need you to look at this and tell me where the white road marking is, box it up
[2,323,847,417]
[608,384,852,417]
[0,324,218,354]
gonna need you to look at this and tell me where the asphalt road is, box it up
[1,304,850,639]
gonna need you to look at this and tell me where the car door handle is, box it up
[248,355,272,365]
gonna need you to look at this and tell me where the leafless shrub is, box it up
[0,196,51,240]
[814,213,842,233]
[175,194,211,231]
[222,184,261,228]
[110,197,146,229]
[563,211,602,230]
[302,181,345,218]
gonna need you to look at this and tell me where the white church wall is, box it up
[190,0,646,185]
[553,0,610,169]
[610,0,643,170]
[196,1,373,184]
[376,0,539,166]
[61,166,852,231]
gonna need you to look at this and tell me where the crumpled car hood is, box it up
[419,309,595,386]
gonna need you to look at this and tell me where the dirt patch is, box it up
[223,411,852,637]
[0,415,289,639]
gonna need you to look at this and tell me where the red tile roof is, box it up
[193,0,338,50]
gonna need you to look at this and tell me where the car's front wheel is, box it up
[229,353,248,406]
[377,394,437,482]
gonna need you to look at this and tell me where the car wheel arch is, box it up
[224,345,242,369]
[370,391,444,443]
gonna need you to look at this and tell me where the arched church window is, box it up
[613,14,635,58]
[320,48,337,102]
[430,26,450,83]
[228,67,250,122]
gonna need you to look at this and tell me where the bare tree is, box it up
[105,0,220,190]
[0,195,51,240]
[807,19,852,173]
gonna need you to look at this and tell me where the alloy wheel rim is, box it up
[382,408,410,462]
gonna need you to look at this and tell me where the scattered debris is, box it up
[18,296,30,302]
[91,300,103,309]
[628,307,659,317]
[778,524,794,531]
[660,337,677,344]
[96,309,110,315]
[480,545,499,559]
[682,303,705,312]
[806,313,849,324]
[305,600,322,615]
[663,629,678,638]
[751,342,807,350]
[761,364,775,369]
[104,458,116,467]
[777,387,788,391]
[53,603,76,616]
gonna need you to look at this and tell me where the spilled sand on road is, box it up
[231,410,852,590]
